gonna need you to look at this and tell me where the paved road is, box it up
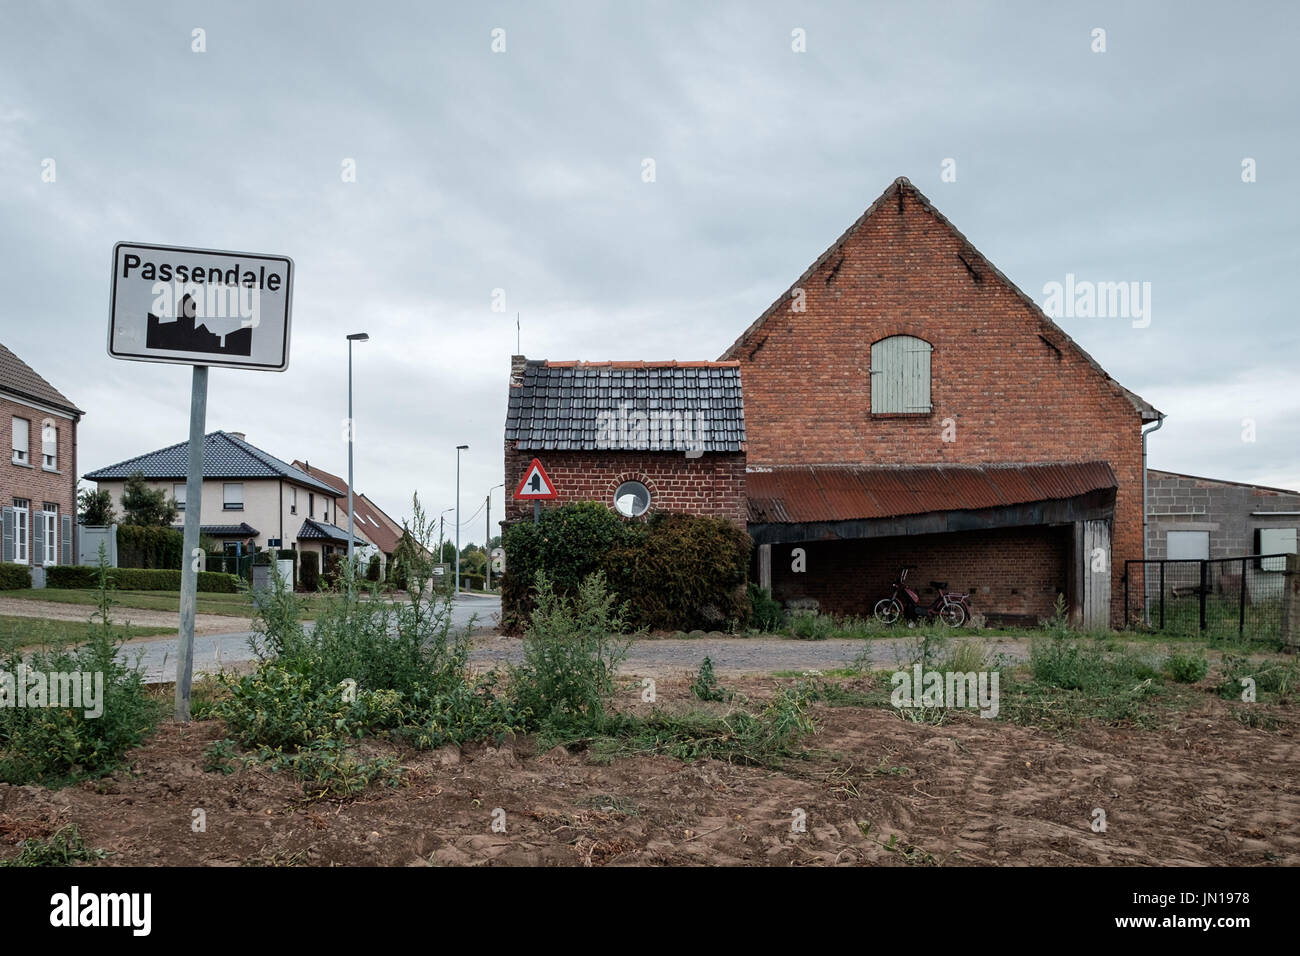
[124,591,1029,683]
[125,593,500,683]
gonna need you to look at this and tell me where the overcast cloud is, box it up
[2,0,1297,534]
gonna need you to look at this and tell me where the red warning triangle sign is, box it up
[514,458,558,499]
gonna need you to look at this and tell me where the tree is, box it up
[120,471,179,526]
[438,540,457,564]
[78,486,116,526]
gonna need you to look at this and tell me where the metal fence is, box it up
[1124,554,1289,641]
[204,553,256,581]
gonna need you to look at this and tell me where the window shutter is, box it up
[33,512,44,565]
[871,335,932,413]
[2,507,12,563]
[43,423,56,459]
[12,418,28,457]
[61,514,73,566]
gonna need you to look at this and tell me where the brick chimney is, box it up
[510,354,528,386]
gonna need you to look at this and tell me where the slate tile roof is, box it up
[178,522,259,537]
[85,431,340,495]
[296,518,367,544]
[0,340,83,416]
[505,360,745,452]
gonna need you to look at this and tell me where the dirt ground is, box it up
[1,676,1295,866]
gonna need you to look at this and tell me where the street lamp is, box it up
[455,444,468,594]
[346,333,369,568]
[486,483,504,590]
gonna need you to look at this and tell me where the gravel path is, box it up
[0,596,250,636]
[469,632,1031,678]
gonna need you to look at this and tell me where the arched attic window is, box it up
[870,335,933,414]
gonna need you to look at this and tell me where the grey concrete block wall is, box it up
[1145,470,1300,561]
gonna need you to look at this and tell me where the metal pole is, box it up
[347,338,354,564]
[1239,557,1247,637]
[176,365,208,722]
[455,447,463,594]
[485,493,491,591]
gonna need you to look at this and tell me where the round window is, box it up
[613,480,651,518]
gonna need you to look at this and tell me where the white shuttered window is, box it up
[870,335,932,413]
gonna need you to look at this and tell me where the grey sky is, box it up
[2,0,1296,534]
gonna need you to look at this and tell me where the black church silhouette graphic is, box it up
[146,294,253,356]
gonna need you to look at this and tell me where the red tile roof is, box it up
[746,461,1117,524]
[291,460,404,554]
[0,341,83,416]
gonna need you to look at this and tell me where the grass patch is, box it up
[4,587,328,620]
[0,614,172,652]
[0,824,107,867]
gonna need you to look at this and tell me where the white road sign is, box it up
[108,242,294,371]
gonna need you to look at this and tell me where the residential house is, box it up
[84,431,364,575]
[291,459,405,575]
[504,177,1163,627]
[1,341,83,569]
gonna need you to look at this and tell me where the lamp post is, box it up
[455,445,468,594]
[486,483,504,590]
[346,332,369,569]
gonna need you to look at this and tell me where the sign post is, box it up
[108,242,293,721]
[513,457,558,525]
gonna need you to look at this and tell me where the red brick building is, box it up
[1,342,83,570]
[503,178,1160,626]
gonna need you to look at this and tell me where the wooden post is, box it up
[757,543,772,591]
[1281,553,1299,651]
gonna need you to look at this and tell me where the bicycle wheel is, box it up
[939,601,967,628]
[874,597,902,625]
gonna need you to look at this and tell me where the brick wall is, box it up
[725,181,1148,624]
[768,526,1070,624]
[502,445,747,526]
[0,394,79,564]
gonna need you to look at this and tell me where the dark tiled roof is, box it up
[296,519,367,544]
[0,341,83,416]
[85,431,339,494]
[176,522,259,537]
[505,360,745,452]
[747,461,1117,524]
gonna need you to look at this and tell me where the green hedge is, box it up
[501,503,751,632]
[44,565,240,593]
[299,552,320,592]
[117,524,184,569]
[0,563,32,590]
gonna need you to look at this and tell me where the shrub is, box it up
[43,566,239,592]
[299,552,320,592]
[605,512,751,631]
[116,524,183,569]
[748,584,785,632]
[1164,652,1210,684]
[0,559,161,786]
[0,563,31,590]
[502,504,751,632]
[322,553,342,588]
[209,497,513,795]
[508,571,629,741]
[690,657,729,702]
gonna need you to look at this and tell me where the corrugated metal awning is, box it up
[746,461,1117,524]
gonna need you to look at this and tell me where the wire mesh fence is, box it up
[1124,554,1289,641]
